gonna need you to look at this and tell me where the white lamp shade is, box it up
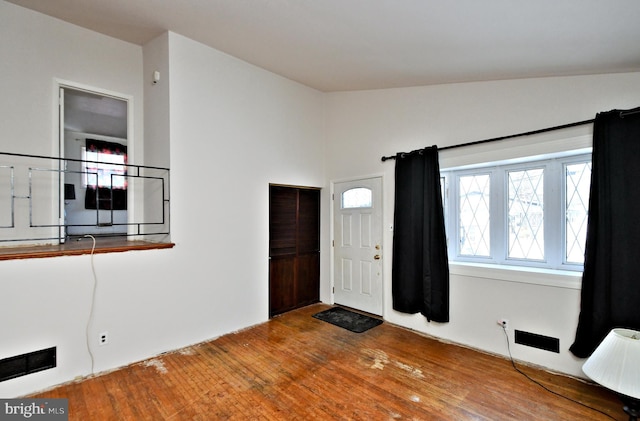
[583,328,640,399]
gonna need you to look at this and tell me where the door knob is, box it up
[374,254,381,260]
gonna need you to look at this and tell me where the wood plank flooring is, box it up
[31,304,624,420]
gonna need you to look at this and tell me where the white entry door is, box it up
[333,177,383,315]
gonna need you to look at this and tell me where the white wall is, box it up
[142,32,171,238]
[163,29,328,343]
[325,72,640,378]
[143,32,171,170]
[0,3,326,397]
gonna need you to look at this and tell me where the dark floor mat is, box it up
[312,307,382,333]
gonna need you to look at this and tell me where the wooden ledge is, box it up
[0,237,174,261]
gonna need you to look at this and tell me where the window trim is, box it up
[449,261,582,290]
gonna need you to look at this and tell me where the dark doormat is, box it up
[312,307,383,333]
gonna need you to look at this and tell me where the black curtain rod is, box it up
[620,106,640,118]
[381,107,640,162]
[381,118,594,162]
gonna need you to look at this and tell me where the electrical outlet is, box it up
[497,319,509,330]
[99,331,109,346]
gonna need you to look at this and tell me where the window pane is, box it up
[508,168,544,260]
[82,147,127,189]
[459,174,490,256]
[342,187,372,209]
[565,162,591,264]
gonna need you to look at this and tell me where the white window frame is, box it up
[442,152,590,272]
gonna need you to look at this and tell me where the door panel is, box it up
[341,214,353,246]
[334,177,383,315]
[269,256,296,314]
[340,258,353,291]
[269,186,298,256]
[361,260,373,294]
[298,189,320,253]
[360,213,372,247]
[297,252,320,305]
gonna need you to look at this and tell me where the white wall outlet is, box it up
[99,331,109,346]
[497,319,509,330]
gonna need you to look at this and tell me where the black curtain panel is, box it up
[85,187,127,210]
[570,109,640,358]
[392,146,449,322]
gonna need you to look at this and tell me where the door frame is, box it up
[330,173,385,315]
[54,79,134,242]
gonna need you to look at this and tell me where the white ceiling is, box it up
[8,0,640,92]
[64,89,128,139]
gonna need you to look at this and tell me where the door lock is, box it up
[374,254,381,260]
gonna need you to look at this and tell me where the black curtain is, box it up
[392,146,449,322]
[85,187,127,210]
[570,109,640,358]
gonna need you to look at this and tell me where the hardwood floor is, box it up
[31,304,624,420]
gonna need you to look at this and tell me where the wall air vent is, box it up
[0,347,56,382]
[514,330,560,353]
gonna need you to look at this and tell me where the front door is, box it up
[333,177,383,315]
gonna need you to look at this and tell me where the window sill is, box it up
[0,237,174,261]
[449,261,582,290]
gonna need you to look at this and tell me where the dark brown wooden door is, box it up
[269,185,320,317]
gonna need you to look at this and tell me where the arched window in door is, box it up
[341,187,372,209]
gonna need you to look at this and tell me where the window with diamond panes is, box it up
[565,161,591,264]
[443,152,591,271]
[458,174,491,256]
[507,168,544,260]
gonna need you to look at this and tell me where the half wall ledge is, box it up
[0,238,174,260]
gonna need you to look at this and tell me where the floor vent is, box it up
[0,347,56,382]
[514,330,559,353]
